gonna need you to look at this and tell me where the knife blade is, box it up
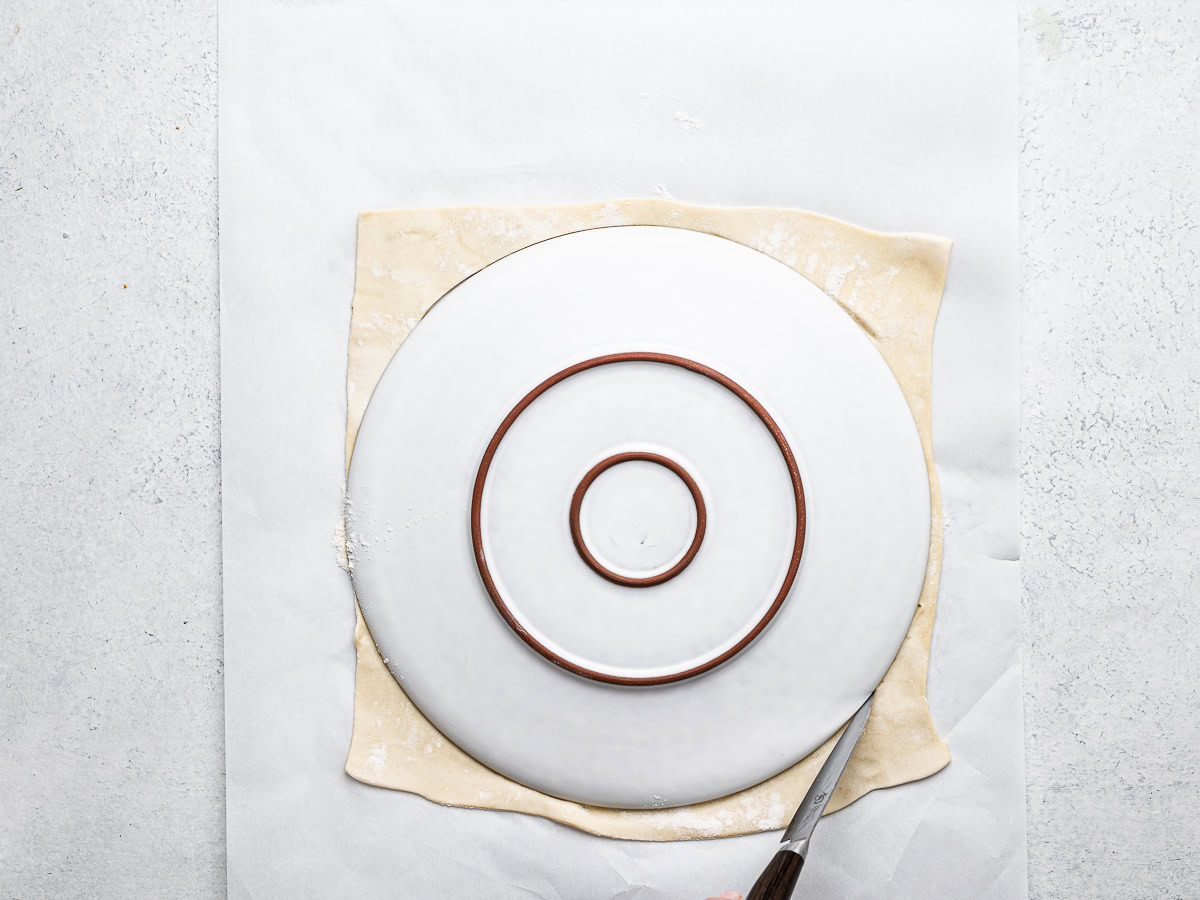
[745,692,875,900]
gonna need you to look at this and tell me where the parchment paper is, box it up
[220,1,1024,895]
[343,199,951,840]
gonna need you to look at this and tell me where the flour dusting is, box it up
[823,260,859,297]
[673,110,705,134]
[366,742,388,773]
[591,202,632,227]
[334,491,354,573]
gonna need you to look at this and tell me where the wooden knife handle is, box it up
[746,849,805,900]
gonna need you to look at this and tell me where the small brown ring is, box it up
[568,451,707,588]
[471,352,806,687]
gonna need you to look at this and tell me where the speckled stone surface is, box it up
[1,1,1198,896]
[1020,2,1200,896]
[0,1,222,897]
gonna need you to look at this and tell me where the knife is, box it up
[745,692,875,900]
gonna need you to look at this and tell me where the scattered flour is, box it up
[334,491,353,573]
[823,260,859,298]
[752,222,796,259]
[591,202,632,227]
[366,742,388,773]
[673,109,706,134]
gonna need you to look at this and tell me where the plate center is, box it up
[572,453,704,584]
[472,353,805,683]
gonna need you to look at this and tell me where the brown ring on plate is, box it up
[470,352,806,687]
[568,451,707,588]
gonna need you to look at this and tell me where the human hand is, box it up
[704,893,742,900]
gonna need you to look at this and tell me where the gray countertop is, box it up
[1,1,1197,896]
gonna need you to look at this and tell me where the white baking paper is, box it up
[219,2,1024,897]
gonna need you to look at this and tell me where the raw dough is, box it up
[342,198,950,840]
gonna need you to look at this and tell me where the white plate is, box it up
[348,227,930,809]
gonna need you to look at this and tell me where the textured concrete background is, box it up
[1,1,1197,897]
[1020,1,1200,896]
[0,1,223,897]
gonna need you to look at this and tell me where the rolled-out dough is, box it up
[342,198,950,841]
